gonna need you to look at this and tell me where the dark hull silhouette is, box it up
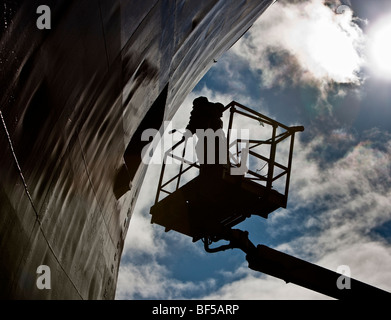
[0,0,274,299]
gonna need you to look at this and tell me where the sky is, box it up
[115,0,391,300]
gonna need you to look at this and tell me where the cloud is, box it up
[227,0,365,114]
[289,131,391,218]
[203,269,328,300]
[116,166,217,299]
[234,0,365,85]
[121,201,165,258]
[116,257,217,300]
[268,131,391,291]
[117,139,217,299]
[203,239,391,300]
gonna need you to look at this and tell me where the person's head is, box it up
[193,96,209,107]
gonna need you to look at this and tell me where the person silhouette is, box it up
[185,97,226,177]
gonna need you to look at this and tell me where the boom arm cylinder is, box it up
[246,244,390,300]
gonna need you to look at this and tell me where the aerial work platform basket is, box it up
[148,101,391,300]
[150,101,304,242]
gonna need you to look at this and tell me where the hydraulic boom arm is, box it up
[203,229,390,300]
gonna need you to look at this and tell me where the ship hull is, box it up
[0,0,273,299]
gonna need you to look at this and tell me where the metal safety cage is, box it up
[153,101,303,208]
[225,101,304,206]
[153,132,200,205]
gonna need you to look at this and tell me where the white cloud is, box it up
[268,133,391,291]
[116,258,217,300]
[203,266,328,300]
[204,238,391,299]
[230,0,365,93]
[116,183,216,299]
[317,240,391,292]
[122,204,164,257]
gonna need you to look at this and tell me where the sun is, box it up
[368,15,391,79]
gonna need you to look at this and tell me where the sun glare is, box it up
[368,15,391,79]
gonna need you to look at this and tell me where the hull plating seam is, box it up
[76,129,118,250]
[0,110,84,299]
[0,111,37,218]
